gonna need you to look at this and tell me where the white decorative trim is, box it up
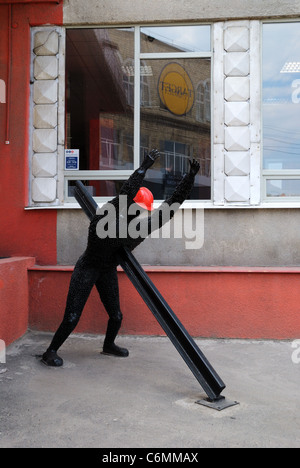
[225,101,250,126]
[225,175,250,202]
[213,20,261,206]
[32,153,57,177]
[29,26,65,206]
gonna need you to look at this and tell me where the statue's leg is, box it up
[42,258,99,366]
[96,268,129,357]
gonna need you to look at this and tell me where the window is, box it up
[263,22,300,199]
[65,25,211,201]
[66,28,135,176]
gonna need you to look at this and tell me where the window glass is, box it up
[140,25,211,53]
[139,58,211,200]
[266,179,300,197]
[263,23,300,170]
[66,28,135,170]
[65,26,211,201]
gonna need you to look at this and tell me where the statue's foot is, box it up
[41,349,63,367]
[102,343,129,357]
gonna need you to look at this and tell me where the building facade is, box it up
[1,0,300,343]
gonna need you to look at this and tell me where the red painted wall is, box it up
[28,266,300,340]
[0,256,35,345]
[0,1,63,265]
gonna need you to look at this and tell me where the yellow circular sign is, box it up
[158,63,195,116]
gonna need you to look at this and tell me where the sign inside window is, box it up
[65,149,79,170]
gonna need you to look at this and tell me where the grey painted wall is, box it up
[57,209,300,266]
[63,0,300,25]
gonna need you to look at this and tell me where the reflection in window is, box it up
[266,179,300,197]
[196,82,204,122]
[139,57,211,200]
[65,26,211,200]
[140,25,211,53]
[263,23,300,171]
[140,61,151,107]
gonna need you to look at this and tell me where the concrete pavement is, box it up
[0,331,299,448]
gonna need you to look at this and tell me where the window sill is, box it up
[25,201,300,210]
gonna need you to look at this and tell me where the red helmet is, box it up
[133,187,154,211]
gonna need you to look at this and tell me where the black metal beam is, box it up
[118,247,225,400]
[74,180,226,400]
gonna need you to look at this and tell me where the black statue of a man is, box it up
[42,150,200,366]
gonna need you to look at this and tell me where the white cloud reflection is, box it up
[263,22,300,170]
[140,25,211,52]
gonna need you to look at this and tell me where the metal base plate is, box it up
[195,396,239,411]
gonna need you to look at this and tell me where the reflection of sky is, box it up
[263,22,300,169]
[140,25,211,52]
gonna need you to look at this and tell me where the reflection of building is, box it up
[66,28,211,199]
[1,1,300,347]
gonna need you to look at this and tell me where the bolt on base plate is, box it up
[195,395,239,411]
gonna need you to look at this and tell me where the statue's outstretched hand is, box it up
[141,149,160,170]
[188,158,200,176]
